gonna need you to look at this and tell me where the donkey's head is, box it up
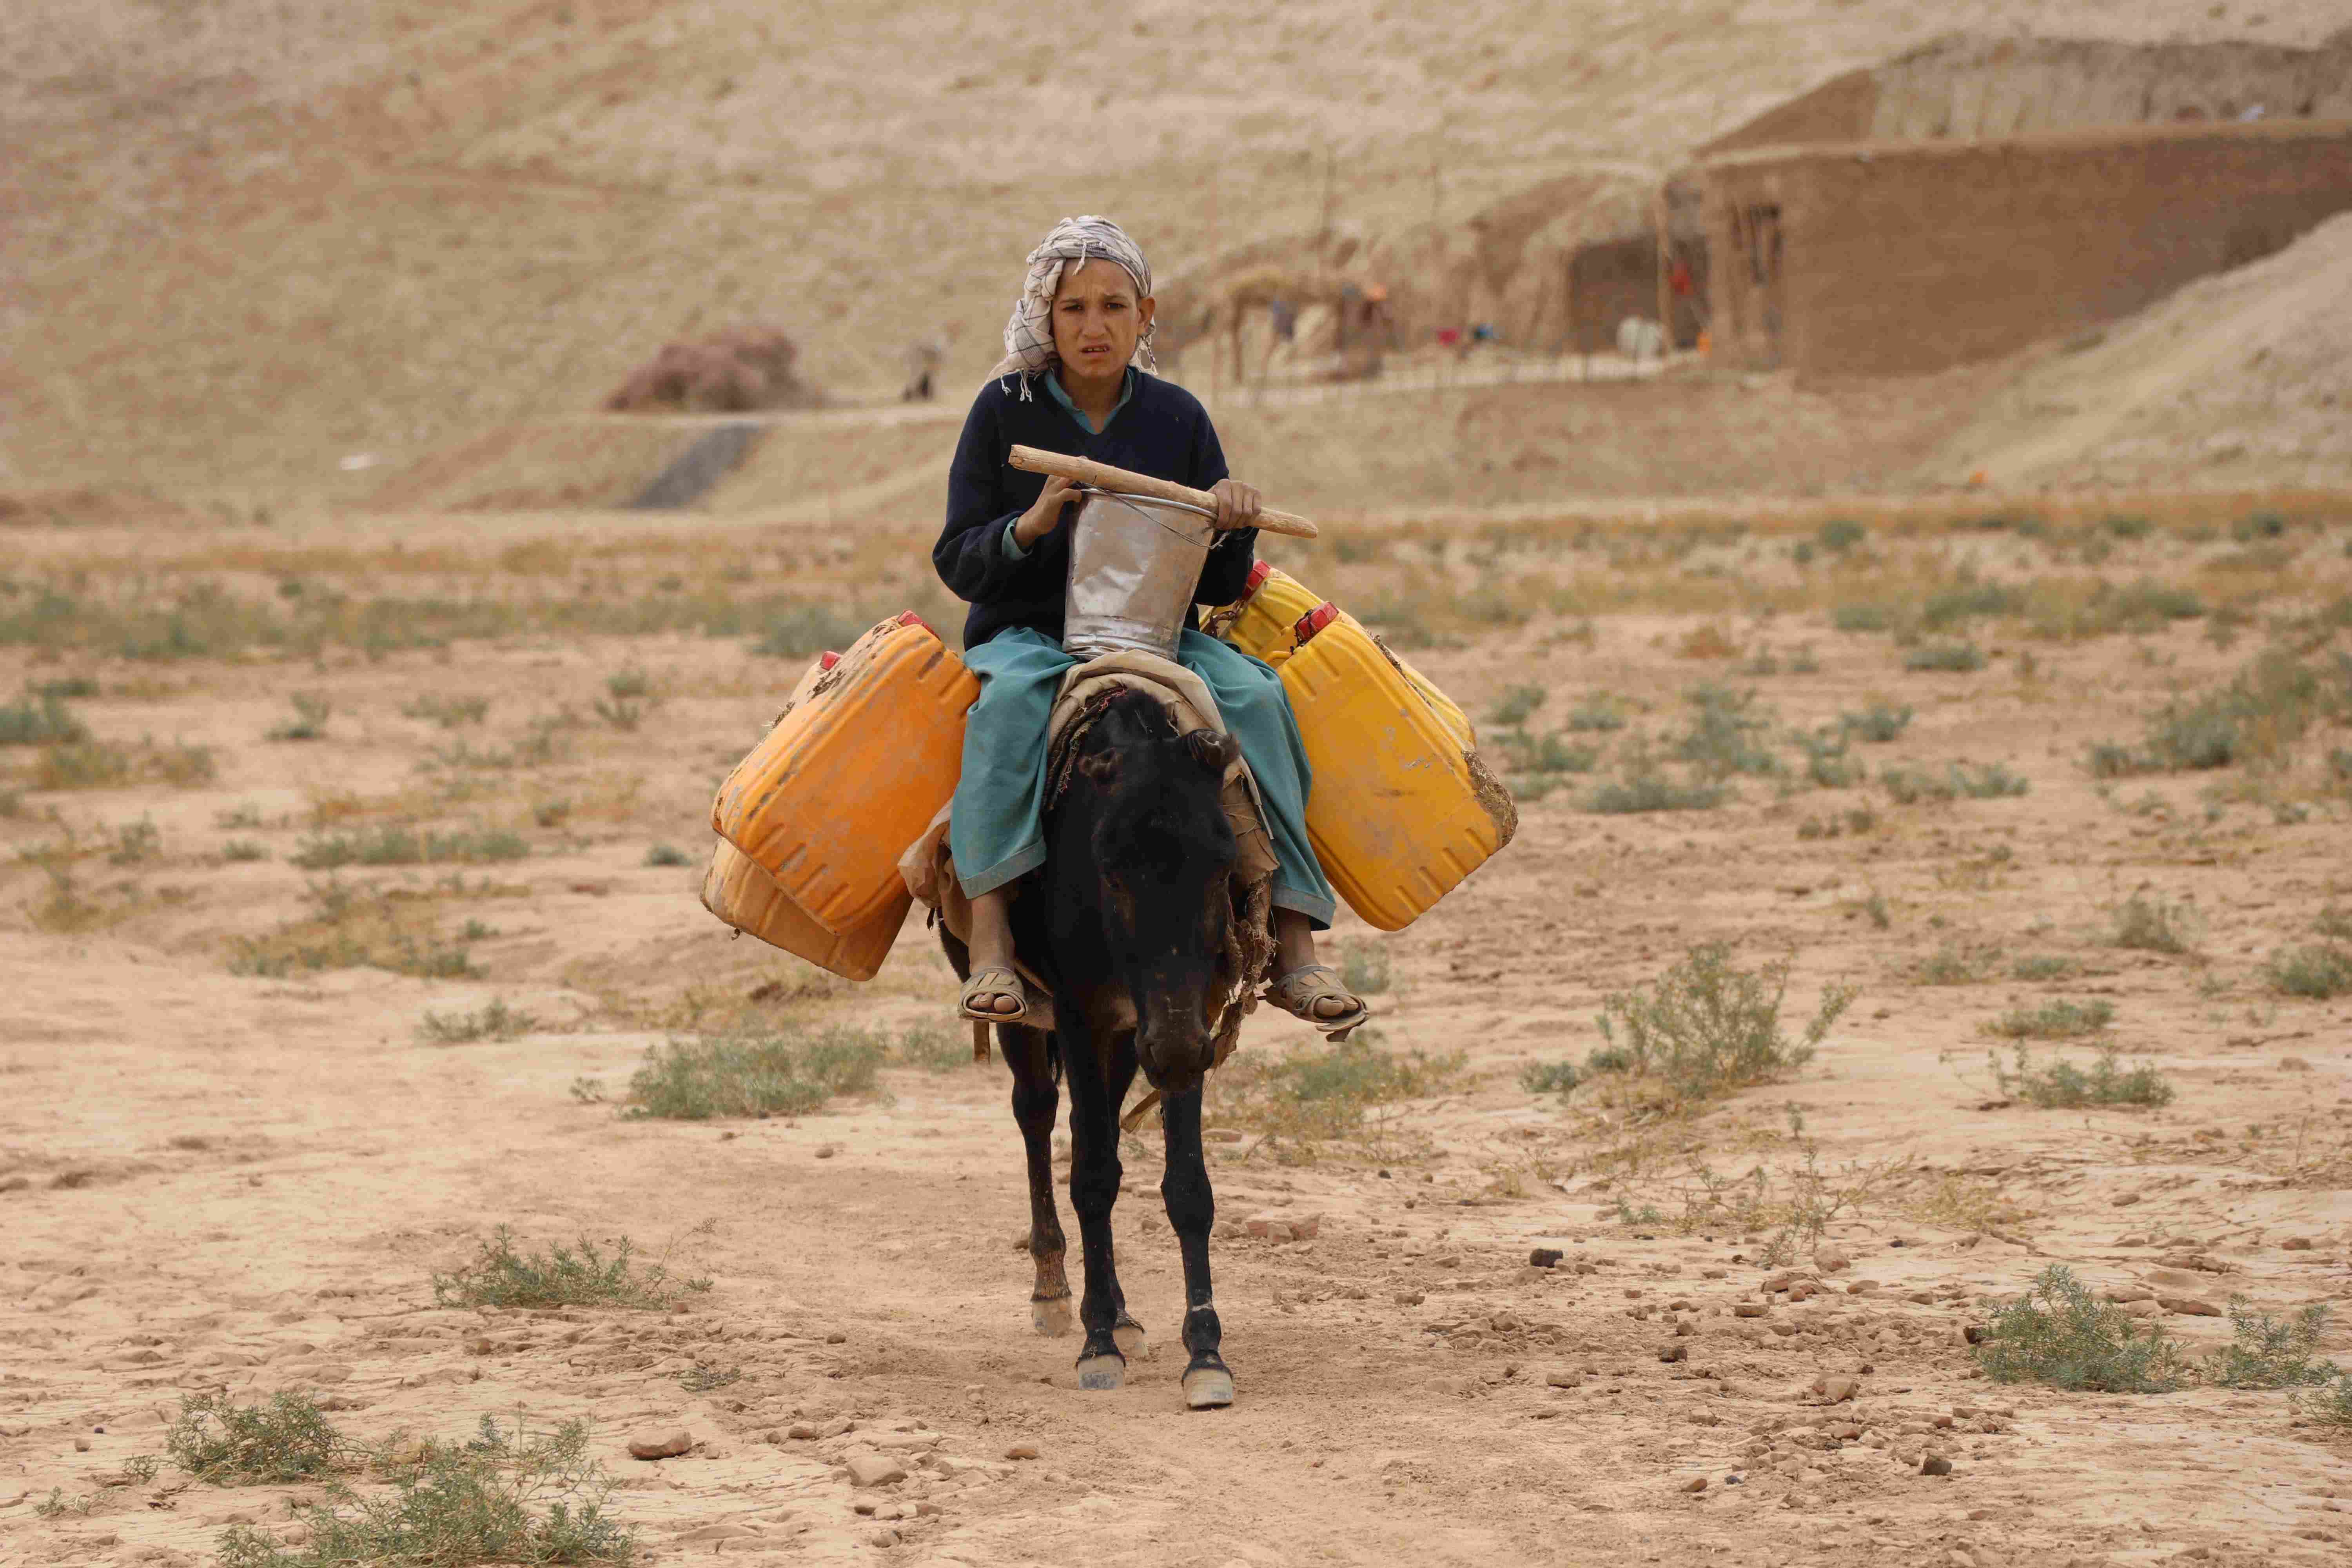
[1051,689,1239,1092]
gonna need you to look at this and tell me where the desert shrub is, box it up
[1922,581,2025,631]
[644,844,692,867]
[753,604,878,659]
[1563,693,1628,731]
[593,668,658,731]
[1519,1059,1582,1096]
[2266,943,2352,999]
[218,1414,634,1568]
[1793,727,1862,788]
[2111,891,2198,954]
[2012,955,2081,982]
[622,1027,889,1120]
[1339,938,1393,996]
[891,1023,970,1072]
[2208,1301,2338,1389]
[167,1391,347,1485]
[1975,1265,2191,1392]
[418,999,540,1044]
[1840,702,1913,742]
[292,824,528,869]
[1673,684,1779,778]
[1499,730,1602,776]
[29,737,215,790]
[1586,737,1727,815]
[1831,604,1894,633]
[1209,1030,1463,1152]
[1904,640,1986,673]
[1993,1044,2172,1110]
[1817,519,1866,553]
[2314,905,2352,941]
[221,838,270,862]
[1986,1000,2117,1041]
[2090,647,2352,776]
[1487,684,1547,726]
[267,692,332,742]
[431,1228,703,1311]
[2103,515,2154,539]
[401,693,491,728]
[1879,765,1955,804]
[1594,943,1855,1106]
[2298,1374,2352,1429]
[1911,940,2000,985]
[226,881,483,980]
[0,690,87,747]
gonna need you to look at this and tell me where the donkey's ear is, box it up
[1077,749,1120,786]
[1183,728,1240,775]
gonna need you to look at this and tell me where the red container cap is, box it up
[1244,559,1272,597]
[895,610,931,632]
[1293,601,1340,644]
[818,652,841,671]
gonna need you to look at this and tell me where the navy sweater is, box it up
[934,370,1258,650]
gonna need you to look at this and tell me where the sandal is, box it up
[1264,964,1369,1041]
[958,965,1031,1025]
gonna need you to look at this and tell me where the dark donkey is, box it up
[942,687,1246,1410]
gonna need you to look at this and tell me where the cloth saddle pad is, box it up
[898,650,1279,1066]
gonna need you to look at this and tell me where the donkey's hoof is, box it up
[1112,1318,1149,1361]
[1075,1354,1126,1391]
[1031,1295,1074,1338]
[1181,1365,1235,1410]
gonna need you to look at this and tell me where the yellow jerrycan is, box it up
[1220,561,1475,749]
[712,612,979,935]
[699,837,908,982]
[1274,602,1515,932]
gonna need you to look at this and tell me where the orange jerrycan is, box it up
[1221,562,1475,750]
[712,612,979,935]
[1276,609,1516,931]
[700,837,907,982]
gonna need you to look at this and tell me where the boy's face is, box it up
[1052,259,1153,383]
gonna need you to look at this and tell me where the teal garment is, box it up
[1042,365,1136,436]
[949,626,1337,929]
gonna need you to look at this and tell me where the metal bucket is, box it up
[1062,488,1217,661]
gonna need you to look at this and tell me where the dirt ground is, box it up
[4,502,2350,1566]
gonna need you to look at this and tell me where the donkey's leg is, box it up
[1005,1024,1071,1338]
[1101,1038,1149,1363]
[1160,1085,1233,1409]
[1060,1015,1129,1390]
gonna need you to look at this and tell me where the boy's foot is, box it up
[958,966,1030,1024]
[1264,964,1368,1040]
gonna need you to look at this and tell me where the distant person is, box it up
[902,325,957,402]
[1268,297,1296,343]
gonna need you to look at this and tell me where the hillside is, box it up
[6,0,2347,505]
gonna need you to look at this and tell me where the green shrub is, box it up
[593,668,658,731]
[2090,647,2352,775]
[2011,955,2081,982]
[221,838,270,862]
[266,692,332,742]
[1339,938,1393,996]
[418,999,540,1044]
[1975,1265,2191,1392]
[2112,891,2198,954]
[2208,1301,2338,1389]
[1586,735,1727,815]
[1793,727,1862,788]
[1986,999,2117,1041]
[1922,582,2025,631]
[2102,515,2154,539]
[401,693,491,728]
[1500,730,1601,776]
[1563,693,1628,731]
[1519,1059,1582,1096]
[1840,702,1913,742]
[218,1414,634,1568]
[1831,605,1894,633]
[753,604,878,659]
[0,690,87,747]
[2267,943,2352,999]
[1594,942,1855,1105]
[891,1023,971,1073]
[1209,1031,1464,1151]
[1992,1043,2172,1109]
[1904,640,1986,673]
[1487,684,1548,727]
[1673,684,1779,778]
[622,1027,889,1120]
[2297,1374,2352,1429]
[292,824,528,869]
[1816,519,1866,553]
[1911,940,2000,985]
[167,1391,347,1485]
[431,1228,703,1310]
[644,844,692,867]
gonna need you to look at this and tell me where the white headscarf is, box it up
[990,215,1156,399]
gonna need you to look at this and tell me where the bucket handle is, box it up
[1009,446,1318,539]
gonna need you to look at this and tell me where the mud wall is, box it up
[1701,34,2352,156]
[1700,120,2352,376]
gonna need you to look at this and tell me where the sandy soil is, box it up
[4,506,2350,1567]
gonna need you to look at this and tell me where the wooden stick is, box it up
[1007,446,1318,539]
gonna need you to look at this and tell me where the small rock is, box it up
[1395,1290,1425,1306]
[1920,1454,1953,1476]
[2281,1237,2314,1251]
[1680,1476,1708,1493]
[1788,1281,1815,1302]
[763,1428,784,1444]
[815,1143,840,1160]
[1530,1248,1564,1269]
[867,1527,899,1547]
[1659,1343,1688,1363]
[1004,1444,1040,1461]
[1733,1303,1768,1318]
[1815,1374,1860,1403]
[2115,1233,2150,1247]
[627,1430,692,1461]
[1545,1368,1582,1388]
[2120,1299,2162,1319]
[845,1455,906,1488]
[2112,1192,2141,1207]
[2158,1295,2222,1317]
[1815,1248,1851,1273]
[1291,1214,1321,1239]
[74,1437,92,1452]
[788,1422,820,1439]
[827,1330,849,1343]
